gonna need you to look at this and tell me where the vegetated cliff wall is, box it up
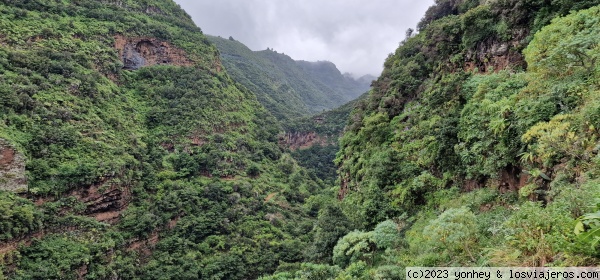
[0,139,26,193]
[335,2,600,232]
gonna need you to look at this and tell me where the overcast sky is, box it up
[173,0,434,77]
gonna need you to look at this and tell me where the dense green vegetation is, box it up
[2,0,600,279]
[208,35,371,121]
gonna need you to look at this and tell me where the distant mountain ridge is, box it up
[207,35,371,121]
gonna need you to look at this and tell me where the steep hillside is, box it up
[0,1,329,279]
[208,35,371,121]
[262,1,600,278]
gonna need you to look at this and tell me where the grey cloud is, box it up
[174,0,434,77]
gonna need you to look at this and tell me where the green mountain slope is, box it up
[0,1,328,279]
[207,35,371,121]
[262,1,600,278]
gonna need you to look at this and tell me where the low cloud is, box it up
[174,0,434,77]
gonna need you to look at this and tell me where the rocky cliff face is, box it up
[0,139,26,193]
[71,183,131,224]
[281,131,331,151]
[115,35,194,69]
[464,29,528,72]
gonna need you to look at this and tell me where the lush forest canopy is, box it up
[0,0,600,279]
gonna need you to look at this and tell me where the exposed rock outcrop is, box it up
[0,139,27,193]
[71,182,131,224]
[280,131,330,150]
[465,30,528,72]
[114,35,194,69]
[31,180,132,224]
[0,183,131,258]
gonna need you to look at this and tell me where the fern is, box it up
[575,211,600,250]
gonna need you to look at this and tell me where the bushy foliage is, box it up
[456,72,527,178]
[372,220,400,250]
[0,192,42,240]
[306,204,352,263]
[576,210,600,251]
[524,5,600,78]
[332,230,375,267]
[423,207,477,258]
